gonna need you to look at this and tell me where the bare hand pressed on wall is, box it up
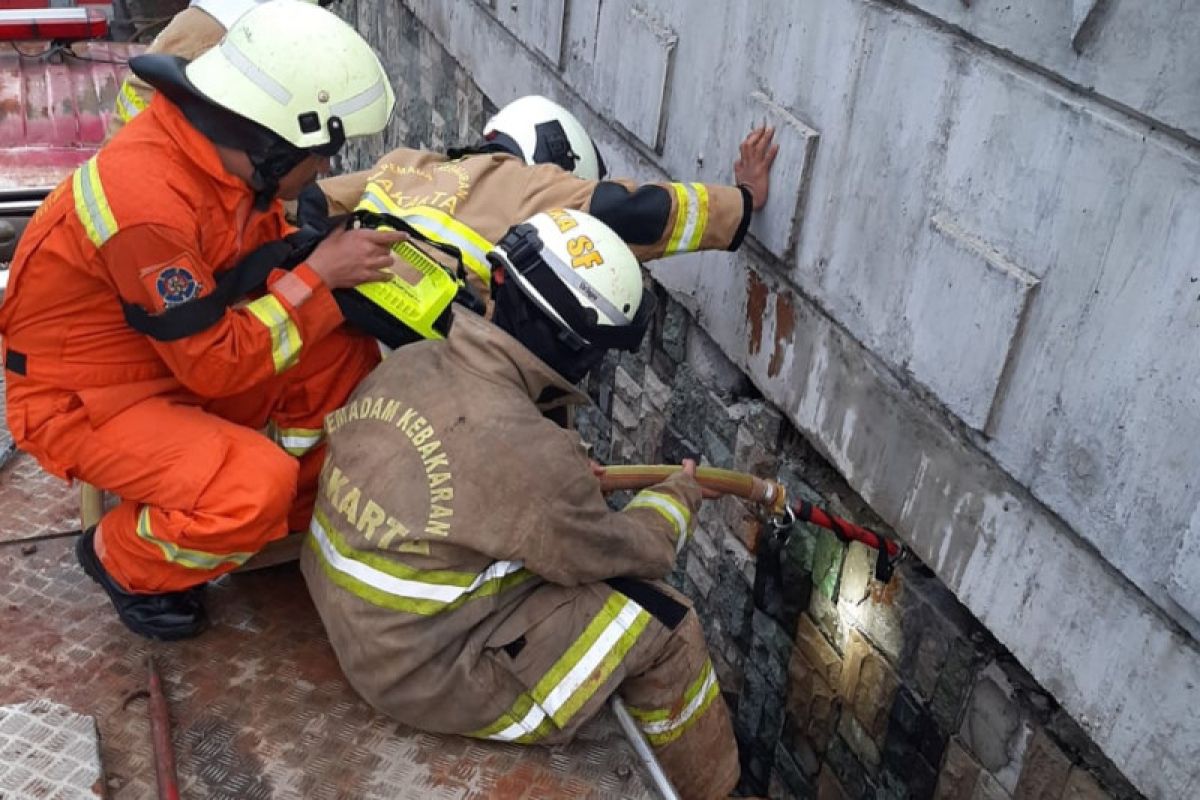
[734,126,780,211]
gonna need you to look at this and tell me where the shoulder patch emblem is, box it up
[156,266,199,308]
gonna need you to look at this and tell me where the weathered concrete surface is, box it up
[390,1,1200,797]
[898,0,1200,139]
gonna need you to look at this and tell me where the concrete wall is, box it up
[342,1,1200,798]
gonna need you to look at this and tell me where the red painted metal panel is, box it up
[0,40,142,191]
[0,8,110,40]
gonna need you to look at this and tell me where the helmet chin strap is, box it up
[447,131,522,161]
[246,117,345,210]
[129,55,350,210]
[491,280,605,385]
[247,147,307,210]
[530,120,579,174]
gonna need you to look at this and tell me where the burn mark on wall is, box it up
[747,270,770,356]
[768,292,796,378]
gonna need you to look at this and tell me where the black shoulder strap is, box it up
[122,223,338,342]
[445,137,520,161]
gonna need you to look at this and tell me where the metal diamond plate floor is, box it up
[0,699,105,799]
[0,406,655,799]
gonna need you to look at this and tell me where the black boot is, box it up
[75,527,208,641]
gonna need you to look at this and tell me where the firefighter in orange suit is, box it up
[316,95,779,308]
[0,0,399,640]
[303,210,740,799]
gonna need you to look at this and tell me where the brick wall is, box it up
[577,286,1145,800]
[340,6,1145,798]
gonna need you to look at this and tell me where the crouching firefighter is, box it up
[302,209,741,799]
[0,0,399,640]
[314,95,779,347]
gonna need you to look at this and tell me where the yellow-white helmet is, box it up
[132,0,393,204]
[483,95,605,181]
[490,209,649,353]
[186,0,393,151]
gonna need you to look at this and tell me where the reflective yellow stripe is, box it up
[271,425,324,456]
[402,207,493,288]
[72,157,119,248]
[356,182,398,215]
[245,295,302,373]
[308,510,532,615]
[135,507,253,570]
[114,80,147,123]
[356,182,494,288]
[626,659,720,746]
[469,692,556,744]
[356,182,395,215]
[664,183,710,255]
[470,593,650,743]
[686,184,710,252]
[625,489,691,551]
[665,183,689,254]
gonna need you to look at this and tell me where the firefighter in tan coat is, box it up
[106,0,335,140]
[317,95,778,308]
[303,209,741,799]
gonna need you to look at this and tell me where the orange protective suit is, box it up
[0,96,378,593]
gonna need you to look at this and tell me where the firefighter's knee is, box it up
[206,434,299,541]
[247,448,299,533]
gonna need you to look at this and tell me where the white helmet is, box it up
[186,0,393,151]
[190,0,335,32]
[483,95,605,181]
[491,209,648,351]
[189,0,264,29]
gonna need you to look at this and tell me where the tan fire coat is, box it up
[319,149,753,299]
[301,310,739,798]
[106,7,226,140]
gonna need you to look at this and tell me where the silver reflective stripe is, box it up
[537,245,631,326]
[403,211,492,269]
[540,598,642,714]
[639,663,717,736]
[221,38,291,105]
[115,83,145,123]
[676,183,702,251]
[488,598,644,741]
[359,190,388,213]
[626,491,689,553]
[490,703,546,742]
[330,78,387,117]
[279,432,321,450]
[310,514,525,604]
[78,160,115,245]
[277,429,322,455]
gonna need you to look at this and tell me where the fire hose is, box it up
[146,656,181,800]
[597,464,906,581]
